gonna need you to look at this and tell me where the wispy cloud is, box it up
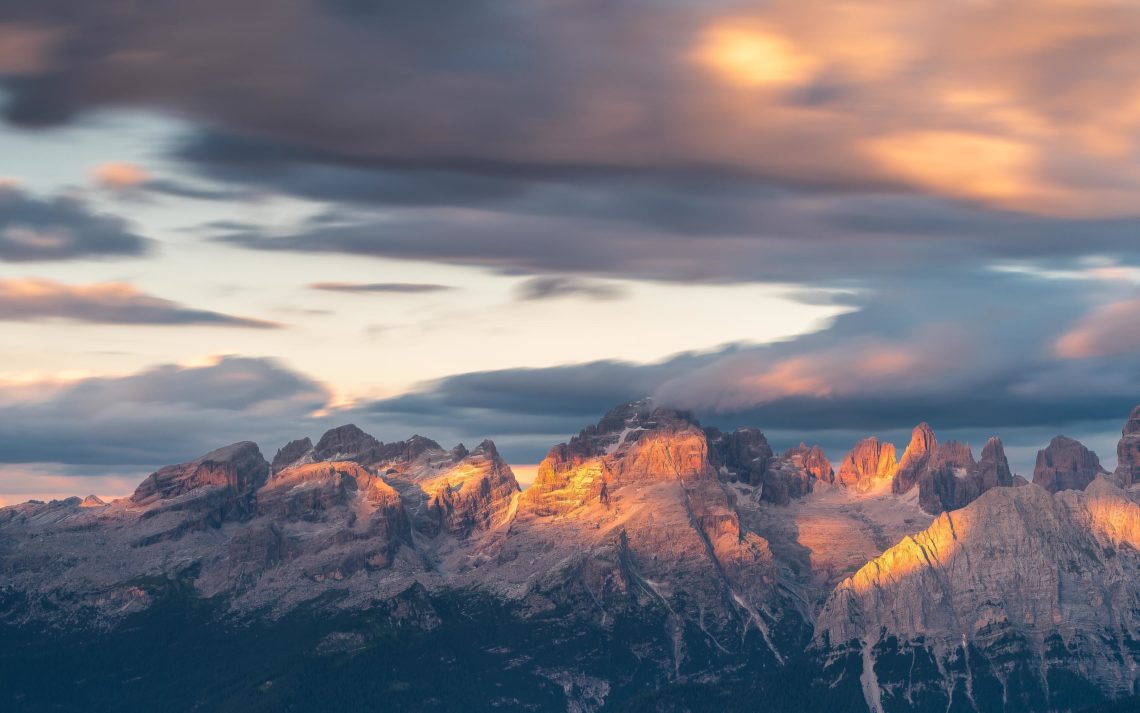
[0,186,149,262]
[308,281,453,294]
[514,276,626,302]
[0,278,281,328]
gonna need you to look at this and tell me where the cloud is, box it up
[0,277,281,328]
[94,161,253,201]
[308,281,453,294]
[0,356,331,466]
[94,161,149,189]
[213,201,1140,286]
[1055,294,1140,359]
[0,23,60,75]
[4,0,1140,290]
[514,276,625,301]
[0,185,149,261]
[353,269,1140,467]
[3,0,1140,217]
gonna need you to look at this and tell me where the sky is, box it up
[1,0,1140,503]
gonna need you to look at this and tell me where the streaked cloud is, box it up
[1055,294,1140,359]
[309,281,453,294]
[514,276,625,302]
[2,0,1140,216]
[0,356,330,466]
[0,185,149,261]
[0,277,281,328]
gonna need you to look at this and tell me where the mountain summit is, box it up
[1,402,1138,712]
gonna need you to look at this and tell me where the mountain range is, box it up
[2,400,1138,712]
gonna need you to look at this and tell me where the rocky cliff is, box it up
[3,402,1140,713]
[814,477,1140,713]
[1033,435,1108,493]
[836,437,898,492]
[845,424,1014,515]
[1116,406,1140,487]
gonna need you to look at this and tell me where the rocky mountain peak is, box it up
[4,401,1140,712]
[1125,405,1140,435]
[271,437,313,473]
[977,436,1014,490]
[1033,435,1107,493]
[79,494,106,508]
[379,436,519,539]
[400,434,444,460]
[785,443,834,483]
[893,423,938,493]
[1116,405,1140,487]
[914,440,977,514]
[469,438,499,458]
[706,426,773,486]
[131,441,269,511]
[312,424,383,464]
[905,422,937,456]
[522,401,711,515]
[836,437,897,492]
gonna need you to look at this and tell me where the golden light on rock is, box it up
[691,22,819,89]
[847,509,965,595]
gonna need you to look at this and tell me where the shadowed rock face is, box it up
[1033,435,1106,493]
[1116,405,1140,487]
[130,441,269,523]
[977,436,1014,490]
[751,443,833,505]
[707,427,774,487]
[271,437,312,473]
[914,440,978,514]
[311,424,384,464]
[705,430,831,505]
[836,437,897,491]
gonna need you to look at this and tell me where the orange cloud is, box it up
[860,131,1046,204]
[691,22,820,89]
[94,162,149,189]
[1054,296,1140,359]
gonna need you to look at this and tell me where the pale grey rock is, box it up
[815,478,1140,712]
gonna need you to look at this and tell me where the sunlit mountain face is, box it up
[2,2,1140,711]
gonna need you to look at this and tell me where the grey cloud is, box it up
[356,271,1140,468]
[3,1,1139,216]
[0,357,331,466]
[0,277,282,328]
[214,203,1140,286]
[143,178,254,202]
[4,1,1140,289]
[514,276,626,301]
[0,186,149,262]
[309,281,453,294]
